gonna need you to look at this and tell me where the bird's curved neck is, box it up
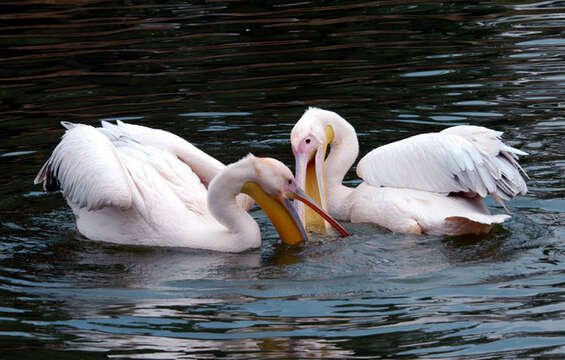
[207,163,260,249]
[324,114,359,190]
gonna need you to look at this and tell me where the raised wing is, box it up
[99,120,224,188]
[356,125,528,206]
[113,137,210,218]
[34,123,133,211]
[99,120,254,211]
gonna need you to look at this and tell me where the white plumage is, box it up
[357,125,528,205]
[35,121,347,251]
[291,107,528,235]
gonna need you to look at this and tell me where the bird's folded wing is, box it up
[115,140,210,217]
[356,126,527,206]
[34,123,133,211]
[99,120,225,187]
[99,120,254,211]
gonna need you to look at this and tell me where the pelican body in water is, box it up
[291,107,528,236]
[35,121,347,252]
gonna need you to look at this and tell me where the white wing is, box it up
[356,125,528,206]
[113,138,210,218]
[34,123,133,211]
[98,120,224,188]
[99,120,254,211]
[35,122,211,216]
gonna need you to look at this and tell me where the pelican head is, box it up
[290,107,338,233]
[240,155,348,245]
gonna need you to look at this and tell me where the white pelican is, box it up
[291,107,528,236]
[34,121,348,252]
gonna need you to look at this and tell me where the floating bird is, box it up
[35,121,348,252]
[291,107,528,236]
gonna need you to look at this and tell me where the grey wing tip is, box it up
[504,146,528,156]
[60,121,79,130]
[491,193,509,212]
[101,120,120,128]
[33,162,61,192]
[33,161,48,185]
[33,174,43,185]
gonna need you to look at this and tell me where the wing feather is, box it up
[34,124,133,210]
[356,125,528,206]
[99,120,225,188]
[99,120,254,210]
[114,138,210,217]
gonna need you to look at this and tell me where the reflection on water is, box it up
[1,0,564,359]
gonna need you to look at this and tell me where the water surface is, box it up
[1,1,564,358]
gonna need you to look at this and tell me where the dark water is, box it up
[1,0,564,358]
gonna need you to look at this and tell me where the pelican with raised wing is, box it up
[35,122,348,252]
[291,107,528,236]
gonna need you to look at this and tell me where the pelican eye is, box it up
[287,179,293,185]
[305,138,311,144]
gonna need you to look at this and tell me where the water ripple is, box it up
[0,0,564,359]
